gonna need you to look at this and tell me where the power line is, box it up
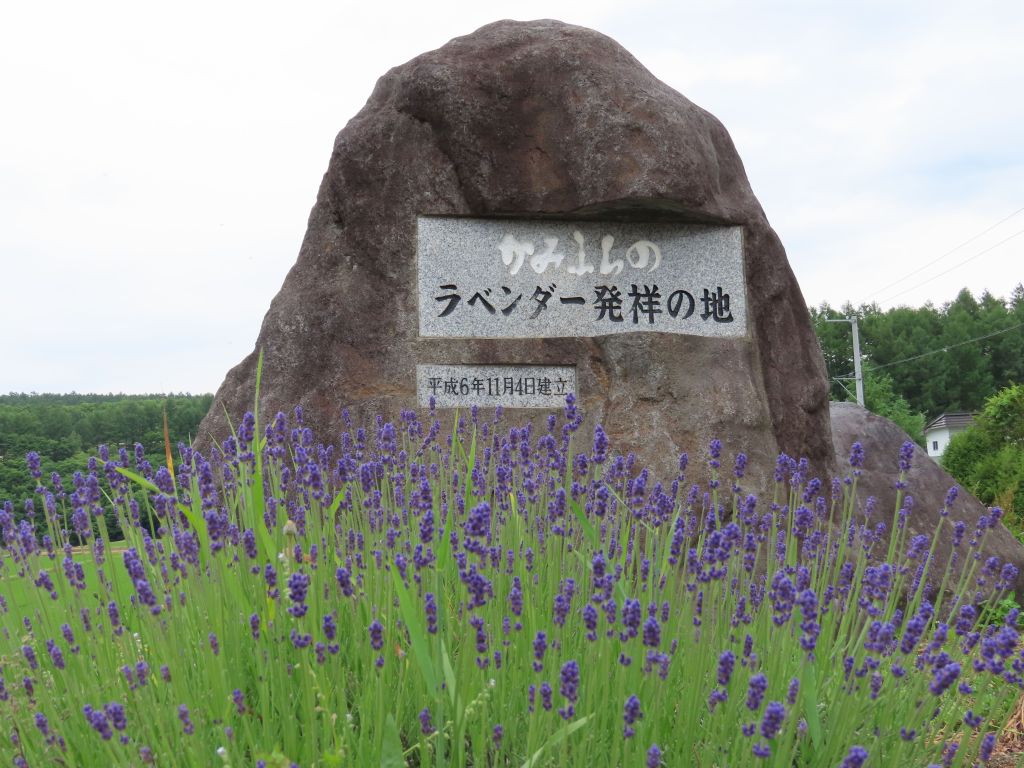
[876,226,1024,306]
[864,205,1024,301]
[861,320,1024,374]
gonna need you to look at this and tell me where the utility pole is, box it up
[825,317,865,407]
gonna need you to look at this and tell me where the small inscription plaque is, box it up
[417,364,576,409]
[418,217,745,339]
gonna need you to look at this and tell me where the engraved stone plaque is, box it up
[418,217,745,339]
[417,364,576,409]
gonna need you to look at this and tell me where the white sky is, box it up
[1,1,1021,394]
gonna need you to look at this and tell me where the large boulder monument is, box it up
[199,19,833,488]
[199,18,1024,590]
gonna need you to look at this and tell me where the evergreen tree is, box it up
[860,371,926,446]
[812,285,1024,420]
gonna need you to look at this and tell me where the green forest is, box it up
[0,394,212,535]
[812,283,1024,423]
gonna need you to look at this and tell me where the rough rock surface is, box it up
[830,402,1024,595]
[198,19,832,485]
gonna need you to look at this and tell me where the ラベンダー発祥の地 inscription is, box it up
[417,217,745,339]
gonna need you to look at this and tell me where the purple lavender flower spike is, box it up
[465,502,491,539]
[242,529,258,559]
[26,450,42,480]
[734,453,747,479]
[838,746,868,767]
[848,442,865,471]
[533,631,547,672]
[425,593,438,634]
[368,620,384,651]
[647,744,663,767]
[558,660,580,719]
[419,507,434,544]
[45,639,64,670]
[323,613,337,642]
[104,702,127,732]
[592,425,609,464]
[552,593,570,626]
[943,485,959,515]
[980,733,996,762]
[760,701,785,739]
[22,645,38,671]
[509,577,524,617]
[707,689,728,710]
[336,566,354,597]
[929,662,961,695]
[34,712,50,739]
[540,682,553,711]
[287,571,310,617]
[83,704,113,740]
[583,603,598,641]
[622,598,642,638]
[898,440,914,473]
[178,704,194,735]
[123,548,146,581]
[786,678,800,706]
[623,695,643,737]
[746,673,767,711]
[717,651,735,686]
[907,534,929,560]
[419,707,435,735]
[643,616,661,648]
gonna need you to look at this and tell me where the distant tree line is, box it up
[811,285,1024,530]
[2,286,1021,534]
[811,284,1024,441]
[0,394,212,536]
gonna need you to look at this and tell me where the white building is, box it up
[924,412,975,459]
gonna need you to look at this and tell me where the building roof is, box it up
[924,412,976,433]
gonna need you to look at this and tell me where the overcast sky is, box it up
[2,1,1021,394]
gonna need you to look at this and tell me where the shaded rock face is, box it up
[830,402,1024,596]
[199,19,832,485]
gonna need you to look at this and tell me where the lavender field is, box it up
[1,386,1021,766]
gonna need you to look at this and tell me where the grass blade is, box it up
[391,567,439,696]
[381,714,406,768]
[519,713,594,768]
